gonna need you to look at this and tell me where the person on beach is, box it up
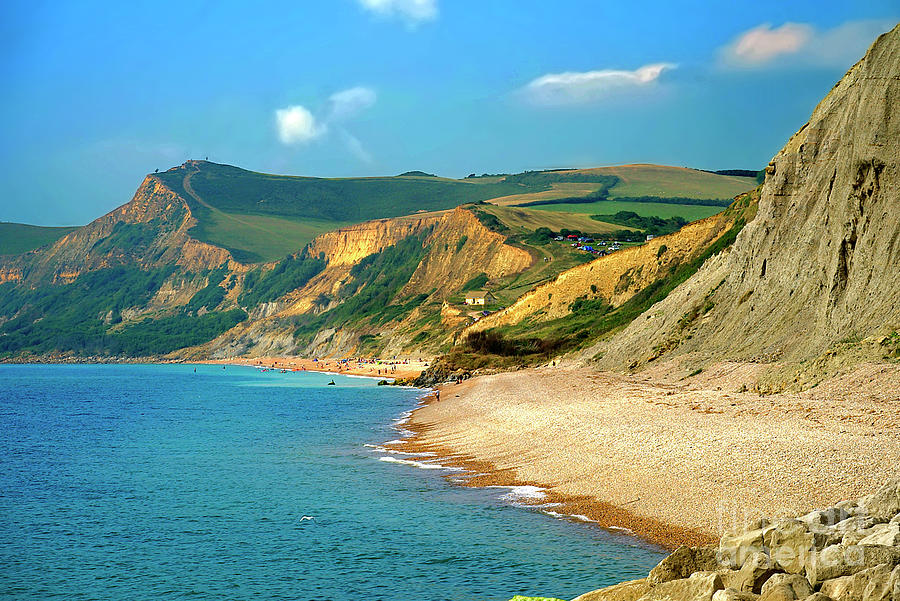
[435,390,440,402]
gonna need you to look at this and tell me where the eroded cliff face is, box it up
[596,25,900,376]
[5,176,234,287]
[197,207,535,359]
[308,214,439,267]
[465,205,745,335]
[402,207,533,299]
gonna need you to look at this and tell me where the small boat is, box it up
[327,379,336,386]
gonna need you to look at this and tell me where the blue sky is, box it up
[1,1,896,226]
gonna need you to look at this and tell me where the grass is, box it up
[0,222,78,255]
[600,165,757,199]
[531,200,725,221]
[159,162,546,224]
[190,211,351,263]
[486,183,603,206]
[152,161,754,264]
[473,204,628,234]
[153,161,570,263]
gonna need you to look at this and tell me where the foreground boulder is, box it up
[562,478,900,601]
[648,546,721,585]
[571,579,650,601]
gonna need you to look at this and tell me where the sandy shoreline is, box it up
[199,356,429,380]
[387,362,900,550]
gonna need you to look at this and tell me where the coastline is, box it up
[387,363,900,551]
[198,356,430,380]
[389,392,711,551]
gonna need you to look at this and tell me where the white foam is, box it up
[377,456,463,471]
[529,502,563,509]
[570,514,598,523]
[363,443,435,457]
[392,410,413,426]
[486,485,547,503]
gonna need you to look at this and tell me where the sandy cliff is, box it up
[594,25,900,378]
[464,200,749,334]
[402,207,533,299]
[1,175,235,287]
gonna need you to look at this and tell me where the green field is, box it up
[0,222,78,255]
[189,212,352,263]
[157,162,547,224]
[488,165,757,207]
[531,200,725,221]
[151,161,754,264]
[475,204,630,233]
[154,161,574,263]
[601,165,757,199]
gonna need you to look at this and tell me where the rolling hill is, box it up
[156,161,555,262]
[487,164,757,206]
[0,222,78,255]
[0,156,765,361]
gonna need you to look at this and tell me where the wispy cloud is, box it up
[328,86,377,120]
[275,87,377,161]
[357,0,437,26]
[520,63,676,106]
[339,129,373,164]
[719,19,896,68]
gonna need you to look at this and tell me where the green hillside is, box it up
[0,222,78,255]
[532,199,725,221]
[150,161,756,264]
[153,161,563,262]
[487,165,757,207]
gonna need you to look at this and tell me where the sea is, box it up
[0,364,664,601]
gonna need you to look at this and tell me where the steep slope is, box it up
[466,197,752,334]
[596,24,900,380]
[401,207,533,298]
[0,175,233,286]
[195,207,535,358]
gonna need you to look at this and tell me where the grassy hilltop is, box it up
[0,222,78,255]
[145,161,757,263]
[0,159,760,360]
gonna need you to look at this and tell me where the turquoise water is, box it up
[0,364,663,600]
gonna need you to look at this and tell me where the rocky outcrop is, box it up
[596,25,900,379]
[401,206,533,299]
[3,175,235,287]
[569,479,900,601]
[308,214,440,268]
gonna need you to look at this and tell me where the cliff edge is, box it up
[595,25,900,383]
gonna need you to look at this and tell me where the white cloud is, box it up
[357,0,437,25]
[275,105,325,144]
[719,19,896,68]
[275,87,377,162]
[328,86,377,121]
[725,23,813,65]
[521,63,676,106]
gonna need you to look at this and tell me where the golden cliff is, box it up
[197,207,534,358]
[402,207,533,298]
[2,175,234,287]
[465,200,748,335]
